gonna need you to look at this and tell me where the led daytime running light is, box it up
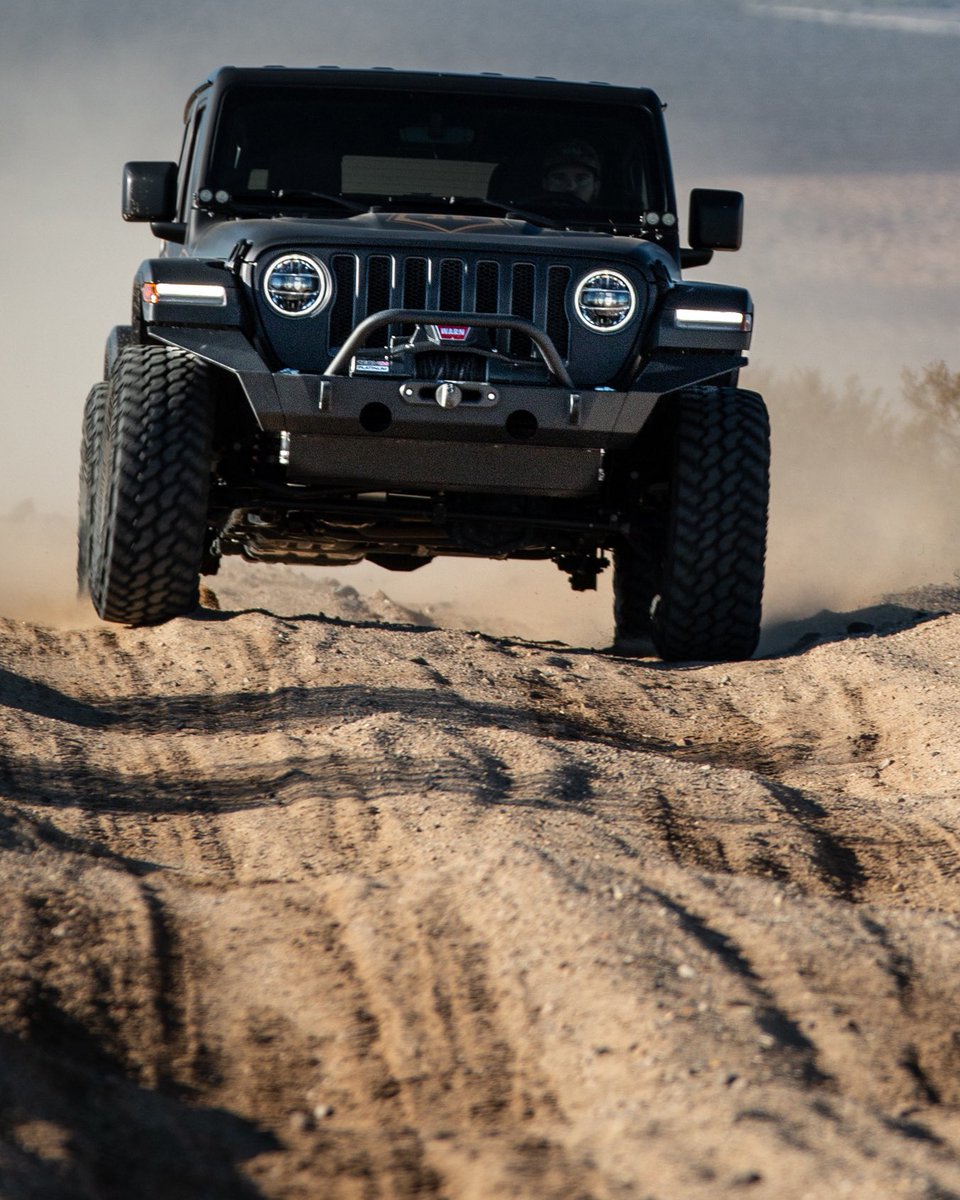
[141,282,227,306]
[674,308,748,329]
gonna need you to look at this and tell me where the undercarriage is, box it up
[208,486,621,591]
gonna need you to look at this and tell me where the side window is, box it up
[177,105,208,219]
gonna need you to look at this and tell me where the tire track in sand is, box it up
[4,608,960,1197]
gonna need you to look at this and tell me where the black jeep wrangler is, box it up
[78,66,768,661]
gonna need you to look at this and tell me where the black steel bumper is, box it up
[150,315,746,497]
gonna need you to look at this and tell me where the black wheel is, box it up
[613,386,769,662]
[77,382,108,597]
[90,345,214,625]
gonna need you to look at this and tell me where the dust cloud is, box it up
[1,0,958,636]
[760,367,960,628]
[0,506,97,628]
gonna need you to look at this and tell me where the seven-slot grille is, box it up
[327,252,572,359]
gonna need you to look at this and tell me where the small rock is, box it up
[677,963,696,980]
[732,1170,763,1187]
[289,1110,315,1133]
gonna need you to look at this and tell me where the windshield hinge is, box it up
[225,239,252,275]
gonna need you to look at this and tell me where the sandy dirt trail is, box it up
[2,573,960,1199]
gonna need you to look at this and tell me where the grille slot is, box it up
[475,261,499,313]
[546,266,572,359]
[329,254,357,348]
[367,256,392,317]
[439,259,464,311]
[509,263,535,358]
[325,252,575,362]
[366,255,392,345]
[403,257,428,309]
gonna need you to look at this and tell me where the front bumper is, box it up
[150,317,746,497]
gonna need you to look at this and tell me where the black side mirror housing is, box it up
[688,188,744,252]
[122,162,178,222]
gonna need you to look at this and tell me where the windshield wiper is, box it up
[219,189,369,215]
[369,193,563,229]
[272,189,368,213]
[463,196,649,235]
[456,197,564,229]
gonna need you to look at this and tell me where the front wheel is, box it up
[90,345,214,626]
[613,386,769,662]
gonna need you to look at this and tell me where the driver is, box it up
[541,140,602,204]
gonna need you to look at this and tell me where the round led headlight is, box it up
[263,254,330,316]
[574,269,637,334]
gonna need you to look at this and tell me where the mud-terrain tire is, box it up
[90,345,213,625]
[614,386,769,662]
[77,382,108,597]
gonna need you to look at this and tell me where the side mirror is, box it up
[688,188,744,252]
[122,161,178,222]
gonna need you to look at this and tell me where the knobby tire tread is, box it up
[77,382,108,596]
[91,346,213,626]
[614,386,769,662]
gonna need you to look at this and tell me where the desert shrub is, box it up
[746,361,960,617]
[750,360,960,469]
[900,361,960,461]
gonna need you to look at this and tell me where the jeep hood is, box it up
[186,212,679,275]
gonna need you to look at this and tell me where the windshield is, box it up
[204,83,670,227]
